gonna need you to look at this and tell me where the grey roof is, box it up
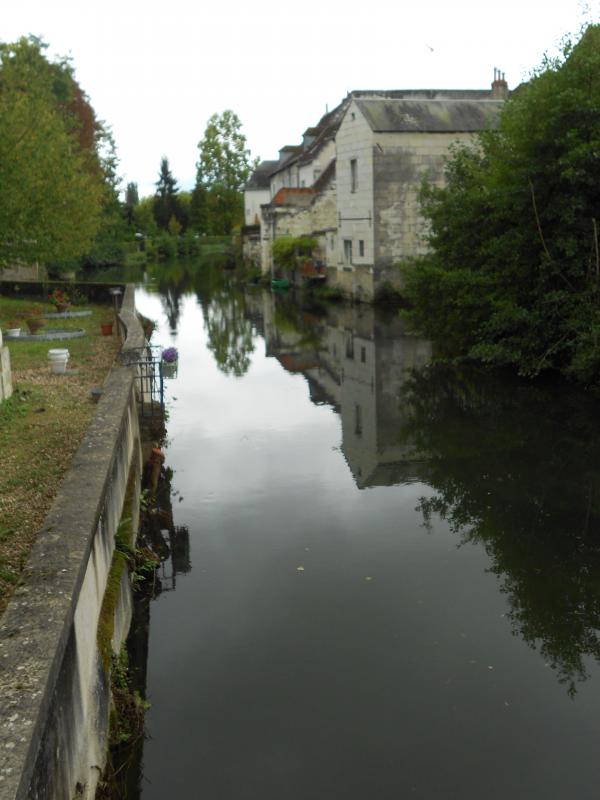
[245,160,279,191]
[354,98,503,133]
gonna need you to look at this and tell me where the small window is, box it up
[361,346,366,363]
[350,159,358,193]
[359,240,365,257]
[330,235,335,251]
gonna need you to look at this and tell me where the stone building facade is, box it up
[243,75,508,299]
[333,91,504,299]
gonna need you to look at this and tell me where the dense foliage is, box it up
[272,236,317,269]
[403,25,600,384]
[193,110,257,235]
[0,37,112,266]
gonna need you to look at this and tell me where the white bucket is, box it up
[48,348,70,374]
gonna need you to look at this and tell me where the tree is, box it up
[124,182,139,225]
[0,37,108,265]
[154,157,179,230]
[133,197,157,236]
[195,110,257,234]
[403,24,600,384]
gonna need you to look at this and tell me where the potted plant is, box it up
[48,288,71,314]
[25,308,45,334]
[100,319,114,336]
[4,319,22,337]
[161,346,178,378]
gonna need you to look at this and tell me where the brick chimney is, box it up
[491,67,509,99]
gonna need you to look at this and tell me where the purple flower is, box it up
[162,347,178,363]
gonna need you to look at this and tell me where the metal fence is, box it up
[119,345,165,419]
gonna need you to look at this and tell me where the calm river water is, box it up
[127,264,600,799]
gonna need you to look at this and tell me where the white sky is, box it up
[2,0,594,198]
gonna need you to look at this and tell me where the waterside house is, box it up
[243,73,508,300]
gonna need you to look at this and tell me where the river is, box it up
[124,262,600,799]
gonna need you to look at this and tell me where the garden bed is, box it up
[0,294,120,614]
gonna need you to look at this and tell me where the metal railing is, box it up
[119,345,165,419]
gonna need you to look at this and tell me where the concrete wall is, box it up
[335,101,375,269]
[0,286,146,800]
[242,227,262,267]
[372,130,474,267]
[244,188,270,226]
[0,264,46,281]
[0,330,13,403]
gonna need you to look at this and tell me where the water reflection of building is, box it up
[248,292,431,488]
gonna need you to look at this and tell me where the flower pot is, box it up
[26,319,45,334]
[162,361,178,379]
[100,323,113,336]
[48,348,69,374]
[55,303,70,314]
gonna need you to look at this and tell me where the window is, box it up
[359,240,365,257]
[313,168,321,182]
[330,234,335,251]
[350,159,358,193]
[343,239,352,265]
[361,346,366,363]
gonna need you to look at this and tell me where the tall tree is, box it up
[154,157,179,230]
[195,110,257,234]
[0,37,107,265]
[124,182,139,225]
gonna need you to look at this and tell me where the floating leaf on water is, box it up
[296,566,305,572]
[365,576,374,581]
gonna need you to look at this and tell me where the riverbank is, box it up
[0,297,120,614]
[0,285,148,799]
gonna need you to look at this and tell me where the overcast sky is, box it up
[2,0,594,198]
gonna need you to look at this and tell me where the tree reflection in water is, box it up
[200,287,255,377]
[402,365,600,696]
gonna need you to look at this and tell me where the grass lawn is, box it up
[0,295,121,614]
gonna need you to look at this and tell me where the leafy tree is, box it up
[403,24,600,384]
[195,110,257,235]
[0,37,107,265]
[124,182,139,225]
[133,196,158,236]
[154,157,180,230]
[189,181,208,233]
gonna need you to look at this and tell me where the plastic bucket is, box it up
[48,348,70,374]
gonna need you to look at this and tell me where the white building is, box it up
[245,75,508,299]
[333,87,505,300]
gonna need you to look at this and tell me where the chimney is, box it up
[491,67,509,100]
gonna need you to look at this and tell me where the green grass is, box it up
[1,296,115,371]
[0,294,119,614]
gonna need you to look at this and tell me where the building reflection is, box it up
[246,291,431,488]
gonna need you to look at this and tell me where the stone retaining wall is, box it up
[0,285,145,799]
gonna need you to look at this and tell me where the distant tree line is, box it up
[0,36,257,272]
[127,110,257,242]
